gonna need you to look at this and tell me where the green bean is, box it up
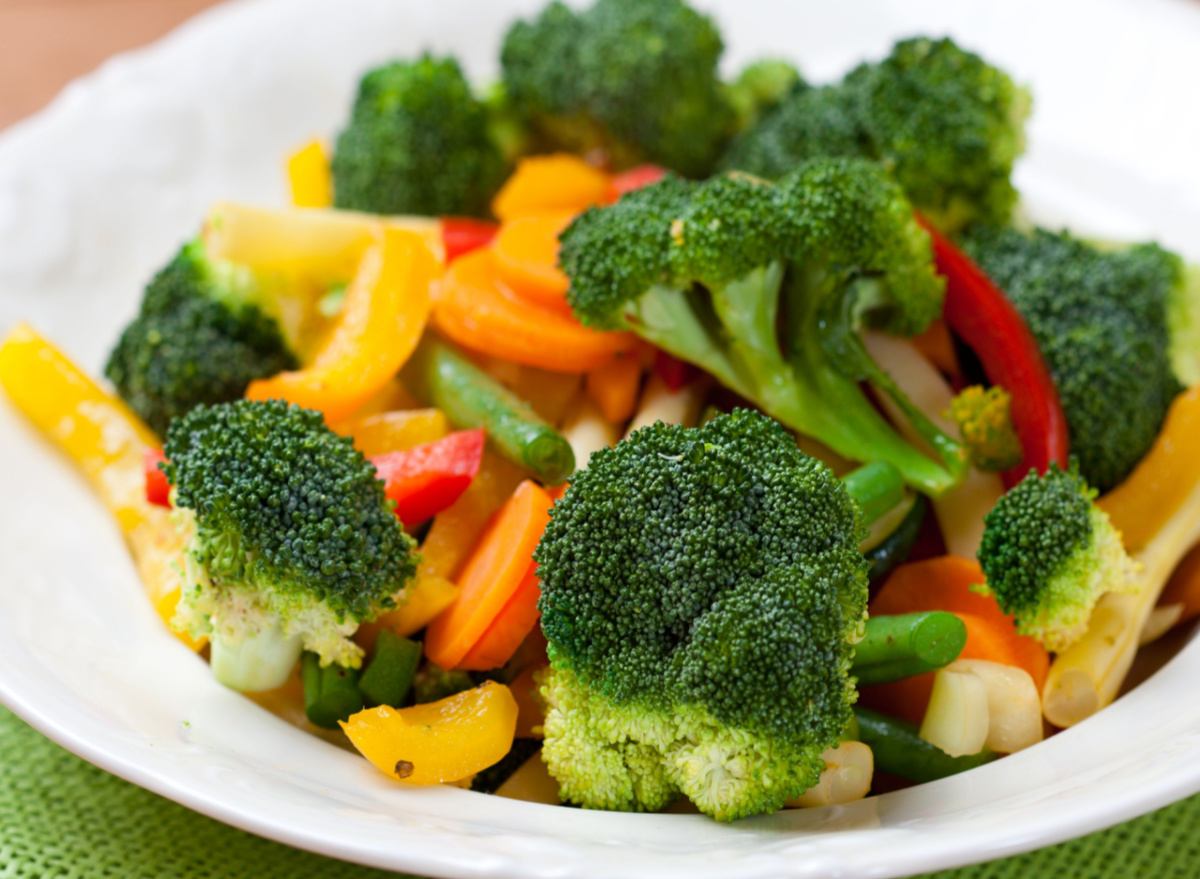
[854,707,997,783]
[841,460,906,527]
[864,493,928,587]
[401,336,575,484]
[852,611,967,686]
[301,652,363,729]
[357,630,422,708]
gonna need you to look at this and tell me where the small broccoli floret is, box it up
[725,59,805,132]
[501,0,734,177]
[560,157,968,495]
[962,225,1183,492]
[535,410,869,821]
[331,55,505,217]
[947,385,1023,472]
[164,400,417,691]
[723,37,1029,233]
[105,239,296,438]
[977,463,1138,652]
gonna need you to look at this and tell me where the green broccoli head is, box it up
[947,385,1024,472]
[722,36,1029,234]
[331,54,505,217]
[977,463,1138,652]
[534,410,868,821]
[164,400,418,674]
[104,239,297,438]
[501,0,734,177]
[560,158,967,496]
[725,59,805,132]
[962,225,1183,492]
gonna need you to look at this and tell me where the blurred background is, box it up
[0,0,222,130]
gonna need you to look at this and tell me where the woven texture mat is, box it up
[2,704,1197,879]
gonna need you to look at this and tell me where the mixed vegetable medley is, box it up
[6,0,1200,823]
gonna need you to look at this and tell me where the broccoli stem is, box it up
[302,652,364,729]
[840,461,905,526]
[851,612,967,686]
[401,335,575,484]
[854,707,997,783]
[208,623,303,693]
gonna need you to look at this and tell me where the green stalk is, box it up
[851,612,967,686]
[209,623,302,693]
[840,461,906,527]
[855,707,998,783]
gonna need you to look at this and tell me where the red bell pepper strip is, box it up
[144,447,170,508]
[441,217,498,264]
[611,164,668,197]
[653,349,700,393]
[918,217,1069,487]
[370,428,486,527]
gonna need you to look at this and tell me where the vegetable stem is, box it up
[854,707,997,784]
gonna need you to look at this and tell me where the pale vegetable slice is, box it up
[920,668,990,757]
[495,753,562,805]
[862,332,1004,559]
[624,374,708,437]
[785,741,874,808]
[945,659,1043,754]
[1140,603,1184,646]
[561,395,620,470]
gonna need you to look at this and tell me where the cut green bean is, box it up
[841,460,906,527]
[301,652,363,729]
[854,707,997,784]
[852,611,967,686]
[358,630,422,708]
[400,336,575,484]
[864,493,928,587]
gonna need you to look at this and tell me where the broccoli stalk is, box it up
[534,410,905,821]
[164,400,418,691]
[559,159,968,495]
[976,463,1139,653]
[105,239,297,438]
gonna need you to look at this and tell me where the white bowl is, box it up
[2,1,1200,877]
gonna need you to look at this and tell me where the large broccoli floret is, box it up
[723,37,1029,233]
[977,463,1138,652]
[559,157,968,495]
[962,225,1183,492]
[164,399,418,691]
[534,410,875,821]
[104,239,297,438]
[501,0,734,177]
[331,54,505,217]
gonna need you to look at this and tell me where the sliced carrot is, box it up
[490,211,576,311]
[458,564,543,671]
[585,355,643,424]
[425,480,553,669]
[432,249,635,374]
[1160,542,1200,625]
[491,154,616,222]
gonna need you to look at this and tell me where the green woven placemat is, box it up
[2,703,1196,879]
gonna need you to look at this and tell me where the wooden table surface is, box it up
[0,0,224,131]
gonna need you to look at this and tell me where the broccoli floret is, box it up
[723,37,1030,233]
[501,0,734,177]
[977,463,1138,652]
[962,225,1183,492]
[725,59,805,132]
[559,158,968,495]
[104,239,297,438]
[534,410,870,821]
[164,400,417,691]
[947,385,1023,472]
[331,55,505,217]
[412,662,475,705]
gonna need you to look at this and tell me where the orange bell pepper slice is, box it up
[491,153,616,222]
[432,249,635,374]
[246,227,438,422]
[490,210,576,311]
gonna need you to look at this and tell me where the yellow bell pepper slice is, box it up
[246,227,438,423]
[287,139,332,209]
[332,408,451,457]
[205,202,444,283]
[341,681,518,785]
[355,574,461,655]
[0,324,202,650]
[1098,386,1200,552]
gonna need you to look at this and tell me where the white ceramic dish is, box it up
[3,1,1200,876]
